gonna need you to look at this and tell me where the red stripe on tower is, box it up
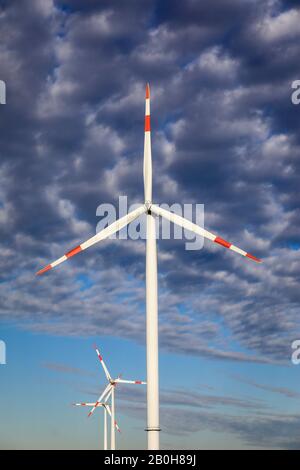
[65,245,82,258]
[214,237,231,249]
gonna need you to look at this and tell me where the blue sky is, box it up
[1,0,300,449]
[1,323,300,449]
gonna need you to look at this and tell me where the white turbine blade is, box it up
[73,402,105,407]
[88,384,112,418]
[151,204,261,263]
[115,378,146,385]
[104,388,112,403]
[104,404,121,433]
[94,344,112,381]
[36,205,145,275]
[143,83,152,202]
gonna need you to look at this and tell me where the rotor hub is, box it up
[145,200,152,212]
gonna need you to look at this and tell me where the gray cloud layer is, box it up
[0,0,300,407]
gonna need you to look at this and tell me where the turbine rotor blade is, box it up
[88,384,112,418]
[116,379,146,385]
[73,402,105,407]
[94,344,112,381]
[104,404,121,433]
[104,388,112,403]
[36,205,145,275]
[143,83,152,202]
[151,205,261,263]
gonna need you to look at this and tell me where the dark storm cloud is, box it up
[0,0,300,376]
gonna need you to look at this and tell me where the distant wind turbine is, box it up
[37,83,261,450]
[73,388,120,450]
[74,345,145,450]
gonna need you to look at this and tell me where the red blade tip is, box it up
[36,265,52,276]
[145,83,150,99]
[246,253,262,263]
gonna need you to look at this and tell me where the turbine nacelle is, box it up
[145,200,152,213]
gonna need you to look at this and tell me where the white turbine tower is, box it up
[37,83,261,450]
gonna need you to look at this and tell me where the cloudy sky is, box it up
[1,0,300,450]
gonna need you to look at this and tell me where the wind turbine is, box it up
[73,388,120,450]
[74,345,146,450]
[36,83,261,450]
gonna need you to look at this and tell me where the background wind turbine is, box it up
[73,345,145,450]
[37,83,261,450]
[91,345,146,450]
[73,403,116,450]
[73,389,120,451]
